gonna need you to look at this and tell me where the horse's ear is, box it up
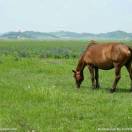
[72,70,76,73]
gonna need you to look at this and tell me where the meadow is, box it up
[0,40,132,132]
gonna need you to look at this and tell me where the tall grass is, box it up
[0,40,88,59]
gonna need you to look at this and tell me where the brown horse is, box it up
[72,41,132,93]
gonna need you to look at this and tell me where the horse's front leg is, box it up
[95,67,100,88]
[111,64,121,93]
[88,65,96,89]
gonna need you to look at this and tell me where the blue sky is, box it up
[0,0,132,33]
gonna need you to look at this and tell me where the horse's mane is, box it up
[86,40,97,49]
[79,40,97,60]
[76,40,97,71]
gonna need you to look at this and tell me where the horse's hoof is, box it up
[91,85,96,89]
[129,89,132,92]
[96,84,100,89]
[92,88,99,91]
[92,87,97,90]
[110,89,116,93]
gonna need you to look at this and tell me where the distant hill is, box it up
[0,31,58,39]
[0,30,132,40]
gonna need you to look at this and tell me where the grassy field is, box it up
[0,40,132,132]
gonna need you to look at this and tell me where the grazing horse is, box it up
[72,41,132,93]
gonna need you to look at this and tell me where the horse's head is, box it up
[72,70,84,88]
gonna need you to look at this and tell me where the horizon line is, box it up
[1,30,132,34]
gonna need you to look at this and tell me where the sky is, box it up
[0,0,132,33]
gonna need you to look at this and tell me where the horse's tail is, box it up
[128,46,132,61]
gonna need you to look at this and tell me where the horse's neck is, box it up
[76,57,85,73]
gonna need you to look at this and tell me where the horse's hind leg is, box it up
[88,65,96,89]
[125,62,132,91]
[111,64,121,93]
[95,67,100,88]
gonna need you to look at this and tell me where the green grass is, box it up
[0,40,132,132]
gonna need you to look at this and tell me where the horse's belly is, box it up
[98,64,114,70]
[94,61,114,70]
